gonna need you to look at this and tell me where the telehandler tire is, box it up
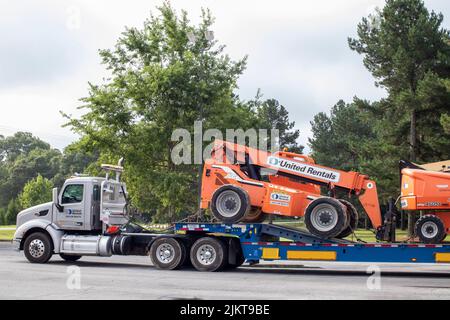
[336,200,359,239]
[304,198,348,239]
[23,232,53,264]
[242,208,267,223]
[211,185,250,223]
[59,254,82,262]
[415,215,446,244]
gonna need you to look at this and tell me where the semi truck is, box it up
[12,149,450,271]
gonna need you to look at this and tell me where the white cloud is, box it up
[0,0,448,152]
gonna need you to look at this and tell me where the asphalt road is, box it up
[1,242,449,300]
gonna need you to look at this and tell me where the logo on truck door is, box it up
[267,156,340,183]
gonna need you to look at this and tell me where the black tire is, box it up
[190,237,228,272]
[242,208,267,223]
[23,232,53,264]
[150,237,186,270]
[336,200,359,239]
[304,198,348,239]
[415,215,446,244]
[211,185,250,223]
[59,254,82,262]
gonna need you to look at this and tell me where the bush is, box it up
[18,175,53,211]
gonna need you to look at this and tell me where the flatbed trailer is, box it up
[171,222,450,269]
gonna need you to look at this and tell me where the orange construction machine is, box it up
[200,140,384,240]
[400,160,450,243]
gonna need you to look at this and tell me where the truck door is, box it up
[100,180,128,228]
[89,184,102,230]
[55,183,88,230]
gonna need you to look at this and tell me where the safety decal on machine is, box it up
[270,192,291,202]
[270,200,289,207]
[267,156,341,183]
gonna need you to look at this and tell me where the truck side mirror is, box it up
[52,188,63,212]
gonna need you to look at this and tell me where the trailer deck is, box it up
[175,223,450,264]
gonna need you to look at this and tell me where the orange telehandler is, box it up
[200,140,383,240]
[400,160,450,243]
[200,140,450,243]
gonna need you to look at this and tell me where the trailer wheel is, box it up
[211,185,250,223]
[415,215,446,244]
[23,232,53,264]
[190,237,228,272]
[304,198,348,239]
[59,254,82,262]
[336,200,359,239]
[150,237,186,270]
[242,208,267,223]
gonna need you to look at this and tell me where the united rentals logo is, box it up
[267,156,340,183]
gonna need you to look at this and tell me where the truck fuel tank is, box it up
[60,235,112,256]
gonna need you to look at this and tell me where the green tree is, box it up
[309,99,400,201]
[5,197,21,225]
[442,113,450,133]
[64,3,253,222]
[309,100,375,170]
[3,148,61,204]
[0,133,61,210]
[18,175,54,210]
[253,95,303,153]
[0,132,50,163]
[0,207,6,225]
[50,138,100,188]
[348,0,450,162]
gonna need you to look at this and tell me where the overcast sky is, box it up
[1,0,449,152]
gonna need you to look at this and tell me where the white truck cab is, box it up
[12,160,246,271]
[13,162,129,263]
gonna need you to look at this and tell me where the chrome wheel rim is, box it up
[29,239,45,258]
[216,190,241,218]
[156,243,175,264]
[196,244,216,266]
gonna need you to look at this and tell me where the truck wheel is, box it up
[59,254,82,262]
[242,208,267,223]
[190,237,228,272]
[336,200,359,239]
[23,232,53,264]
[304,198,348,239]
[211,185,250,223]
[150,237,186,270]
[415,215,446,244]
